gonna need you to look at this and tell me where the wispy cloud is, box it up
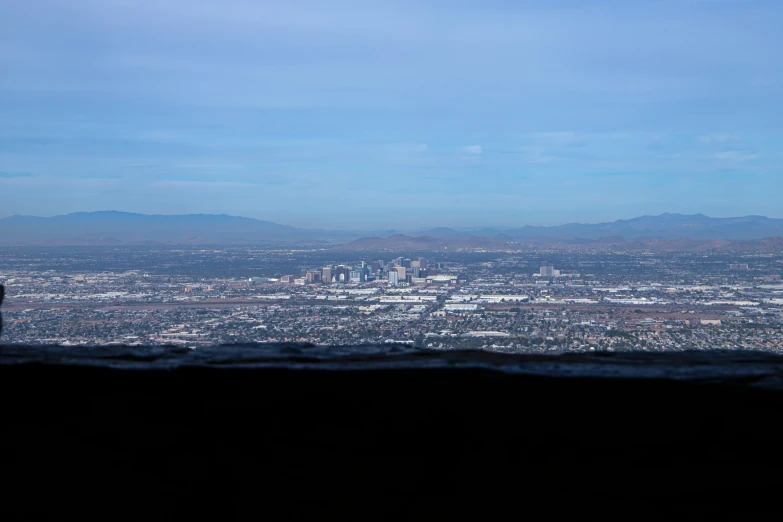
[173,163,246,170]
[153,179,286,188]
[463,145,482,155]
[645,135,664,150]
[715,151,758,161]
[699,134,739,144]
[381,143,428,154]
[529,132,587,148]
[518,146,557,164]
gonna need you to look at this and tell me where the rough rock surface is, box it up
[0,284,4,337]
[2,343,783,518]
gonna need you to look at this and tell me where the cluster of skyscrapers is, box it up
[314,257,435,286]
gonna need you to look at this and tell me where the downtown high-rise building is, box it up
[322,266,332,284]
[335,265,351,283]
[388,271,399,285]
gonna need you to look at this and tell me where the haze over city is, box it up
[2,0,782,227]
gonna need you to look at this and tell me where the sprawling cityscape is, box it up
[2,245,781,353]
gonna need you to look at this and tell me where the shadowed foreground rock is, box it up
[0,284,4,337]
[2,344,783,518]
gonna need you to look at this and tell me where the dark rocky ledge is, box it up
[2,343,783,518]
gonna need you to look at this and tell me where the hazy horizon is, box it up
[2,1,782,227]
[2,209,783,233]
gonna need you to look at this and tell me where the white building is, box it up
[388,271,399,286]
[249,277,278,284]
[426,274,457,284]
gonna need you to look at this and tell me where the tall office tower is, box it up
[371,261,381,273]
[540,264,555,277]
[412,267,421,278]
[322,267,332,284]
[388,271,399,285]
[338,265,353,283]
[396,257,405,266]
[418,257,428,269]
[349,269,363,283]
[395,266,406,281]
[404,258,412,268]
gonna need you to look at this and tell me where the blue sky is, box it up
[1,0,781,228]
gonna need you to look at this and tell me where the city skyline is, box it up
[1,1,782,227]
[2,245,782,351]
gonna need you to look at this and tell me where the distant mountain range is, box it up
[414,213,783,242]
[0,211,337,246]
[1,211,782,249]
[340,234,783,253]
